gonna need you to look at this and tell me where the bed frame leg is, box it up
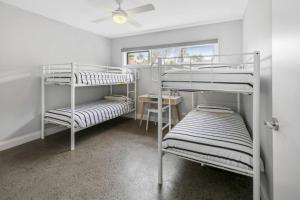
[158,150,163,185]
[71,129,75,151]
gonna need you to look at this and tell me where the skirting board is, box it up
[0,114,141,152]
[0,113,142,152]
[0,126,67,151]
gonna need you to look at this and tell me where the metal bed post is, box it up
[134,68,137,120]
[41,65,45,139]
[158,58,163,185]
[126,82,129,99]
[168,91,171,131]
[109,64,113,96]
[190,57,196,110]
[192,92,195,109]
[253,52,260,200]
[237,93,241,113]
[127,80,129,113]
[70,63,76,151]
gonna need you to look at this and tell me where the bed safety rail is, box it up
[43,63,130,74]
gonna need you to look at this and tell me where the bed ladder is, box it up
[126,68,137,120]
[109,68,137,120]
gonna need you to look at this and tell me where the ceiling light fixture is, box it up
[112,10,128,24]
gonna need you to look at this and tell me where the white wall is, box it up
[0,2,111,144]
[242,0,272,199]
[111,20,243,118]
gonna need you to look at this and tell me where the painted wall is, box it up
[0,2,111,143]
[111,20,243,119]
[242,0,272,199]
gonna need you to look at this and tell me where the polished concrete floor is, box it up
[0,118,252,200]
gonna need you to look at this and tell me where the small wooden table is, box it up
[138,94,183,126]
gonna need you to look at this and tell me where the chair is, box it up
[146,105,170,131]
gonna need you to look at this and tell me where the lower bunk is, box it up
[43,99,133,148]
[162,107,255,177]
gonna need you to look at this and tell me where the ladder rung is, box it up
[162,123,170,131]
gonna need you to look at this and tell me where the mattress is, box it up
[46,71,134,85]
[162,67,253,93]
[163,71,253,83]
[162,110,253,171]
[165,66,253,74]
[45,100,132,129]
[162,81,253,93]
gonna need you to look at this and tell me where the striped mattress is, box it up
[45,100,132,129]
[162,67,254,93]
[162,110,253,172]
[46,71,134,85]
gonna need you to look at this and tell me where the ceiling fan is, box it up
[91,0,155,27]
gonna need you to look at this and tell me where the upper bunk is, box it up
[42,63,136,87]
[153,52,260,94]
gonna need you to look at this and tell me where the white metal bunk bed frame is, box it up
[157,52,261,200]
[41,63,137,150]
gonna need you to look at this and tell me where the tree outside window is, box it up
[127,51,149,65]
[125,43,217,66]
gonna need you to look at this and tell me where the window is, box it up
[151,47,181,65]
[181,44,216,63]
[126,51,149,65]
[123,40,218,66]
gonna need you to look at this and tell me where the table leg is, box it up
[171,106,177,124]
[139,102,146,127]
[175,104,181,121]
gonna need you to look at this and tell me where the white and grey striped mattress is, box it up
[162,110,253,171]
[45,100,132,128]
[46,71,134,85]
[162,68,253,93]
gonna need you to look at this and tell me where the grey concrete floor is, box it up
[0,118,252,200]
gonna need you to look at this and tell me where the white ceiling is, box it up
[1,0,248,38]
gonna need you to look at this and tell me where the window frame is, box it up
[122,41,219,67]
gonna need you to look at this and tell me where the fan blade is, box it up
[127,17,142,28]
[92,16,111,23]
[127,4,155,15]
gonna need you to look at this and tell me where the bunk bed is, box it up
[41,63,137,150]
[156,52,261,200]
